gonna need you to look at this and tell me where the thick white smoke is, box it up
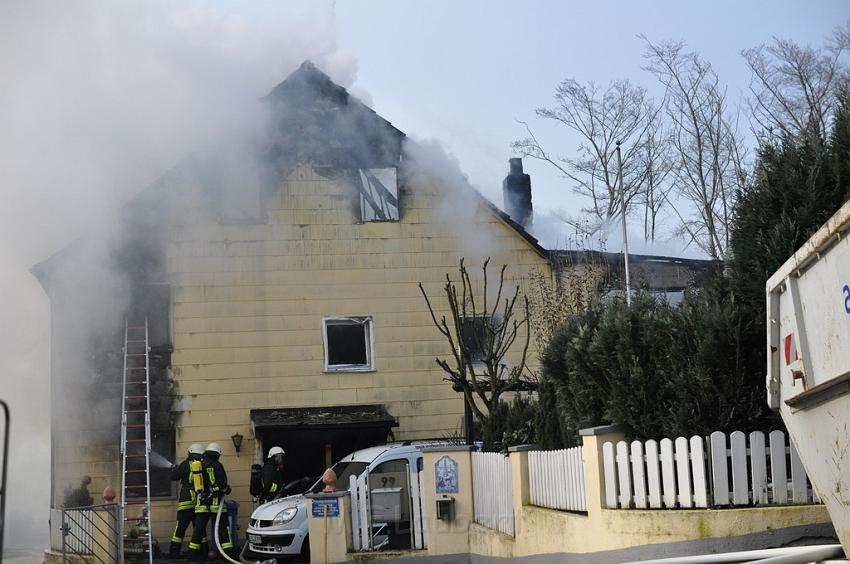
[0,1,355,553]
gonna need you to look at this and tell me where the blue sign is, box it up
[435,455,459,494]
[311,498,340,518]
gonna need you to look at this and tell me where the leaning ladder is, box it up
[119,318,154,563]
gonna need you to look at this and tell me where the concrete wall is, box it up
[463,428,835,562]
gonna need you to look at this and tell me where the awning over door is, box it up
[250,404,398,431]
[251,404,399,485]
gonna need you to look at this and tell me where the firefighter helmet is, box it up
[188,443,204,456]
[205,442,223,457]
[267,446,285,466]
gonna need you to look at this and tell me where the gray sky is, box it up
[0,0,846,551]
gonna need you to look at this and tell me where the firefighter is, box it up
[188,442,234,560]
[250,446,286,504]
[168,443,204,557]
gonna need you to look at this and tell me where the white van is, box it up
[242,442,435,562]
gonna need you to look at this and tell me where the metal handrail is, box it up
[60,504,120,564]
[0,399,9,563]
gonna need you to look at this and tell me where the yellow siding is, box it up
[58,163,550,543]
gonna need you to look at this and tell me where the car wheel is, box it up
[291,535,309,564]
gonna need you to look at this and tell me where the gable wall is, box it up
[141,164,550,538]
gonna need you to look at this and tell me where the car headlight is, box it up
[272,506,298,525]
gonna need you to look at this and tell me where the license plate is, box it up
[248,534,262,545]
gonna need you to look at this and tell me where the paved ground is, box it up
[2,549,44,564]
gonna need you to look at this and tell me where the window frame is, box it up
[322,316,376,373]
[148,428,177,500]
[460,315,492,367]
[357,168,400,223]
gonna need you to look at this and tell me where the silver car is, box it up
[242,443,430,562]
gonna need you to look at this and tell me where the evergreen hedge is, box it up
[531,93,850,447]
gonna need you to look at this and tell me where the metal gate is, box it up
[60,504,121,563]
[349,466,427,551]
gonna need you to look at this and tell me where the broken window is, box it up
[126,428,175,499]
[357,168,399,222]
[324,317,374,371]
[461,316,490,365]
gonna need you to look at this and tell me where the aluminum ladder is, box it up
[119,318,154,563]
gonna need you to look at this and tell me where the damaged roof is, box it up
[32,60,549,282]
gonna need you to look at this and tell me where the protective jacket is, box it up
[170,459,197,511]
[251,462,286,503]
[196,456,230,514]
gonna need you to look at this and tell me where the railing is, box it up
[0,400,8,558]
[350,473,375,551]
[57,504,121,563]
[471,452,514,535]
[603,430,817,509]
[528,446,586,512]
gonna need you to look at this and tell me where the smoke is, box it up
[402,138,505,262]
[0,0,354,551]
[529,210,709,259]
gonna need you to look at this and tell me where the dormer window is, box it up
[358,168,399,222]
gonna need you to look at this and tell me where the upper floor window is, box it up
[323,316,375,372]
[358,168,399,222]
[461,315,491,366]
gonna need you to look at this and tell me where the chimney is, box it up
[502,158,533,228]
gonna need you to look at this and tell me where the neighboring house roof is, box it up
[550,249,722,291]
[550,249,720,270]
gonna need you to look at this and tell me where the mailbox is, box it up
[435,495,455,521]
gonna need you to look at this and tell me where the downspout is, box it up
[49,295,56,510]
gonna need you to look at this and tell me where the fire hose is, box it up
[213,494,275,564]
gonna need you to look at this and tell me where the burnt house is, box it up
[32,61,552,540]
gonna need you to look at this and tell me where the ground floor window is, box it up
[125,429,174,498]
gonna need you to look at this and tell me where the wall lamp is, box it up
[231,432,243,457]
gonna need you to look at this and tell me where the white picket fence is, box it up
[603,430,818,509]
[472,451,514,535]
[350,473,373,551]
[528,447,587,512]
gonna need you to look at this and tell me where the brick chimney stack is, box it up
[502,158,533,229]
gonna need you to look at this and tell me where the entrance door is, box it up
[257,426,389,494]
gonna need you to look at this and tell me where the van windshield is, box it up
[310,461,368,493]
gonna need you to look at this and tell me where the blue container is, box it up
[226,499,239,548]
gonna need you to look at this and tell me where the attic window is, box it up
[323,317,374,372]
[358,168,399,222]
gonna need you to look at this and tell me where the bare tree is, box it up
[643,37,745,259]
[743,23,850,141]
[637,112,674,241]
[513,80,657,234]
[419,259,533,426]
